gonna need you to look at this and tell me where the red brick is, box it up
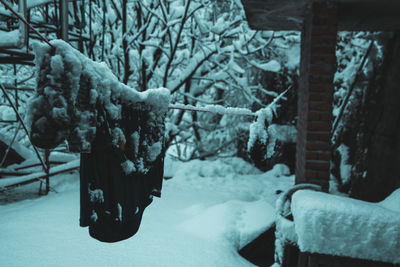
[306,141,330,151]
[310,39,337,50]
[308,111,333,121]
[310,40,337,50]
[310,45,336,55]
[306,150,331,161]
[319,112,334,121]
[306,160,330,171]
[310,55,336,65]
[310,33,337,43]
[309,75,334,84]
[309,101,332,111]
[308,84,334,93]
[306,151,319,160]
[307,111,319,121]
[305,169,318,179]
[317,170,331,180]
[319,92,334,102]
[307,121,331,131]
[318,151,331,161]
[312,15,339,28]
[309,63,336,74]
[307,131,331,142]
[309,92,333,102]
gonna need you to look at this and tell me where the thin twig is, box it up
[332,40,374,136]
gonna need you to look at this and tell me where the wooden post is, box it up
[60,0,69,42]
[45,149,51,194]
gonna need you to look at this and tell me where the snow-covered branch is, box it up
[169,103,256,117]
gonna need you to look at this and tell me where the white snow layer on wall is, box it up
[291,189,400,264]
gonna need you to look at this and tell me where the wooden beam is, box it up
[338,1,400,31]
[0,57,34,65]
[241,0,305,30]
[241,0,400,31]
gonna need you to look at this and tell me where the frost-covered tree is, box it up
[77,0,299,161]
[331,32,400,201]
[1,0,301,166]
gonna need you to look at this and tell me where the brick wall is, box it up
[295,1,337,191]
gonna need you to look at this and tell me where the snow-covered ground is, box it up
[0,157,294,267]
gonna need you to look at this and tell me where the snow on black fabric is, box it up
[28,40,170,242]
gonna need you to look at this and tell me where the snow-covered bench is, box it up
[275,185,400,267]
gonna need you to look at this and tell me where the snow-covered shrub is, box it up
[28,40,169,173]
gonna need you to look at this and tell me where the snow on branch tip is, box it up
[168,87,290,118]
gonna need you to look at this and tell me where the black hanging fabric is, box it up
[78,105,165,242]
[28,40,169,243]
[79,145,164,242]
